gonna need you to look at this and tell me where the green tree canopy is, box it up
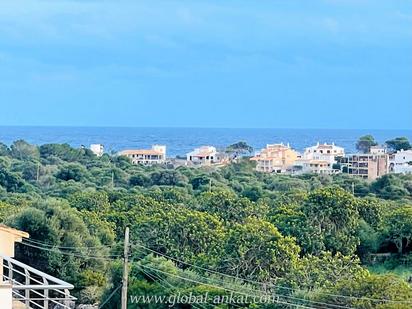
[220,217,300,282]
[197,189,268,222]
[356,135,378,153]
[134,204,226,266]
[10,140,40,161]
[225,141,254,155]
[0,142,10,156]
[385,137,412,152]
[302,187,360,255]
[384,206,412,254]
[316,274,412,309]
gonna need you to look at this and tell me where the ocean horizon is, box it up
[1,126,411,157]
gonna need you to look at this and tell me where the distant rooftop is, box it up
[120,149,163,155]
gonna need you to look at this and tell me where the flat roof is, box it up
[0,224,29,238]
[120,149,163,155]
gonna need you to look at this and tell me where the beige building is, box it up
[0,225,29,309]
[346,153,389,180]
[119,145,166,165]
[251,143,298,173]
[0,225,75,308]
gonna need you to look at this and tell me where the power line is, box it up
[19,238,412,306]
[99,285,122,309]
[132,243,412,305]
[138,262,319,309]
[136,250,345,309]
[135,259,352,309]
[20,241,119,261]
[21,239,122,258]
[24,238,118,250]
[139,264,252,309]
[137,264,211,309]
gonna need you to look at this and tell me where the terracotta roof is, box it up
[120,149,163,156]
[0,224,30,238]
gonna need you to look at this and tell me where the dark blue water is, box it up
[0,127,411,157]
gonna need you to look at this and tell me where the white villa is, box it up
[186,146,218,166]
[90,144,104,157]
[389,149,412,174]
[303,142,345,163]
[296,142,344,175]
[119,145,166,165]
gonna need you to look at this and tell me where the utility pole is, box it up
[121,227,130,309]
[111,170,115,188]
[352,182,355,196]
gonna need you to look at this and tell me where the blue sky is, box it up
[0,0,411,129]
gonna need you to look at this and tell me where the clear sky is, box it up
[0,0,411,129]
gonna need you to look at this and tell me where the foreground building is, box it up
[119,145,166,165]
[389,149,412,174]
[250,143,298,173]
[0,225,75,309]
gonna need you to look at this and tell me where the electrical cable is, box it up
[132,242,412,305]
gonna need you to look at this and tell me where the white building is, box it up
[303,142,345,164]
[296,142,344,174]
[370,145,387,155]
[119,145,166,165]
[186,146,218,166]
[389,149,412,174]
[90,144,104,157]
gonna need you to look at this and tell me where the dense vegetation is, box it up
[1,139,412,308]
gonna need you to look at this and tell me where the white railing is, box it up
[1,254,76,309]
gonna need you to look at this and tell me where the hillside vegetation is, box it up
[1,140,412,308]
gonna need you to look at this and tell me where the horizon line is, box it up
[1,125,412,131]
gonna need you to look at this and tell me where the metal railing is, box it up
[1,254,76,309]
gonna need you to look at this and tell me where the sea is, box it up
[0,127,411,157]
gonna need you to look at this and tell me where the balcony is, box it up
[1,254,76,309]
[0,225,76,309]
